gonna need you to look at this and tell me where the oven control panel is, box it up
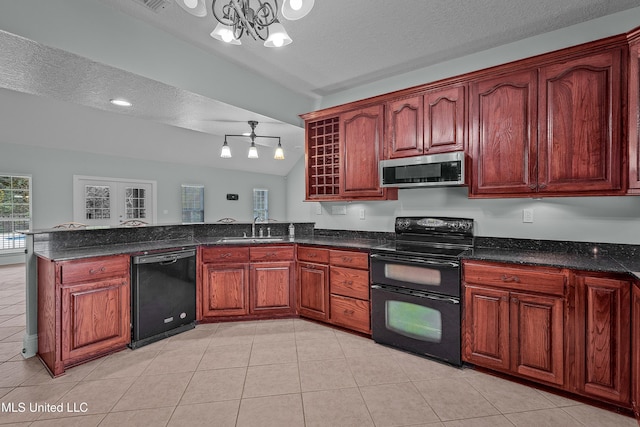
[395,217,473,234]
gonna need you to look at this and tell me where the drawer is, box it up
[330,266,369,300]
[250,245,295,262]
[463,261,566,296]
[297,246,329,264]
[330,294,370,333]
[329,250,369,269]
[201,246,250,263]
[60,255,129,284]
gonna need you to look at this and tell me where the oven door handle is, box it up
[372,284,460,304]
[370,253,459,268]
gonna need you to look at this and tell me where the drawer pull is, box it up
[89,266,106,275]
[220,253,232,258]
[308,253,317,258]
[343,280,354,287]
[342,256,353,262]
[501,274,520,283]
[343,309,355,316]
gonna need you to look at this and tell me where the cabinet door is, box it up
[463,285,510,370]
[424,85,465,154]
[539,50,623,193]
[298,262,329,321]
[386,95,424,158]
[340,105,386,198]
[632,282,640,418]
[574,274,631,404]
[510,292,564,385]
[61,278,130,363]
[470,70,538,195]
[250,261,294,315]
[202,263,249,317]
[629,40,640,192]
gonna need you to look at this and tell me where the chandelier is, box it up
[220,121,285,159]
[176,0,315,47]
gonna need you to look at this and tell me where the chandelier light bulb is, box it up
[183,0,198,8]
[221,29,234,43]
[290,0,302,10]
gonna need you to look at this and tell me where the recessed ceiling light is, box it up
[110,98,132,107]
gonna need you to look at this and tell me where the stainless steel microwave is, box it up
[379,151,466,188]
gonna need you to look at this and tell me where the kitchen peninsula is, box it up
[20,221,640,420]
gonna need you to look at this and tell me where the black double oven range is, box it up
[370,217,474,366]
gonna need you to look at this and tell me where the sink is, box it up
[217,237,286,244]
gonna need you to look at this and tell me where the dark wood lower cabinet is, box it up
[297,261,329,321]
[632,282,640,419]
[463,261,637,414]
[250,261,295,315]
[463,283,564,385]
[201,263,249,317]
[573,273,631,405]
[37,254,130,377]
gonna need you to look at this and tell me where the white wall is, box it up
[287,8,640,244]
[1,141,287,229]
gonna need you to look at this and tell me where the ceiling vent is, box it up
[132,0,170,13]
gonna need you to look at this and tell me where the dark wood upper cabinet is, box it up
[424,85,466,154]
[385,86,465,159]
[470,70,538,195]
[628,33,640,193]
[470,48,625,197]
[303,28,636,200]
[340,105,392,199]
[386,95,424,158]
[539,50,623,194]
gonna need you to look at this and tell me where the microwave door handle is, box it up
[371,253,459,268]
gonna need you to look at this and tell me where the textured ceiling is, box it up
[1,0,640,176]
[105,0,640,97]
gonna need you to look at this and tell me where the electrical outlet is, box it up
[359,208,365,220]
[316,204,322,215]
[523,208,534,223]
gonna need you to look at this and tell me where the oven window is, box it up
[385,300,442,342]
[384,264,442,286]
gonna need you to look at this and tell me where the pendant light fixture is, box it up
[220,121,285,160]
[196,0,314,47]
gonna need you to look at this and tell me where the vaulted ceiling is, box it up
[1,0,639,175]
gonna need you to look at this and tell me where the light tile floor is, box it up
[0,263,637,426]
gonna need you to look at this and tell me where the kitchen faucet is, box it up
[252,216,259,238]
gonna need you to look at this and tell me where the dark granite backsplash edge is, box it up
[475,236,640,258]
[34,222,316,252]
[312,228,395,243]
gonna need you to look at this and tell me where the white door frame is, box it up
[73,175,158,226]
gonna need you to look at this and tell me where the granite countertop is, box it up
[464,247,640,280]
[35,236,382,261]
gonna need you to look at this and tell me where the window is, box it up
[253,188,269,223]
[181,185,204,223]
[0,174,31,251]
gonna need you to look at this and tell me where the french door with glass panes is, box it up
[73,176,155,227]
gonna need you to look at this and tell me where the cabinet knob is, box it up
[511,297,519,303]
[344,280,353,287]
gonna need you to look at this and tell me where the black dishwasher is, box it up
[130,248,196,349]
